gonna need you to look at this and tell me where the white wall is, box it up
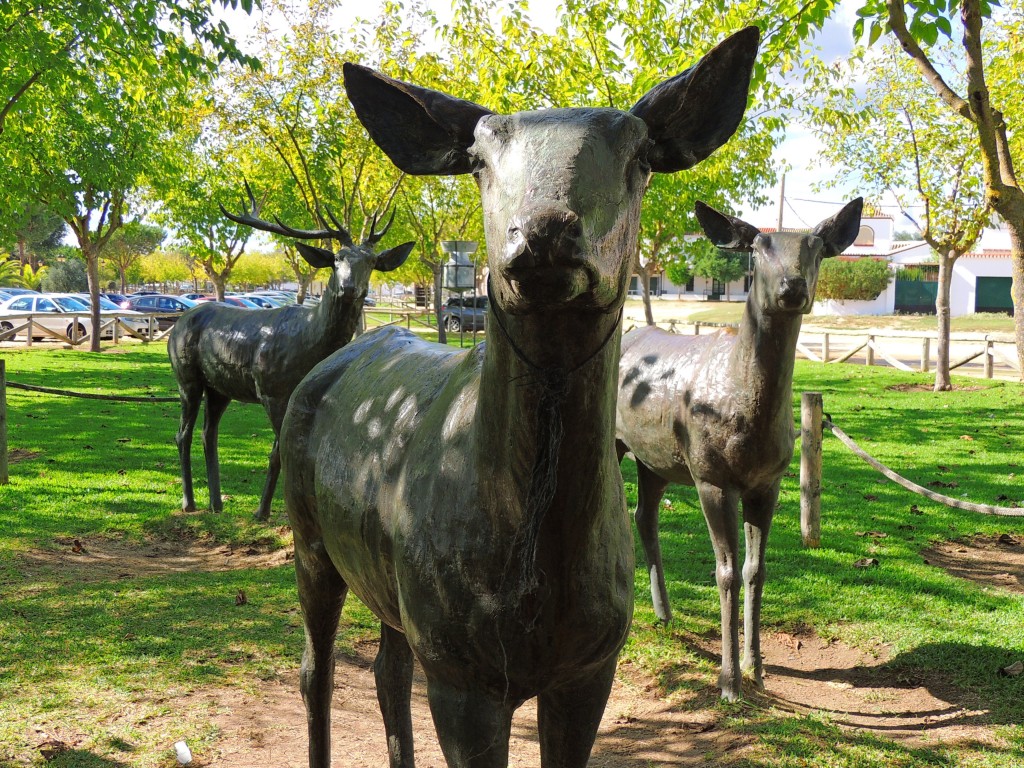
[953,256,1014,316]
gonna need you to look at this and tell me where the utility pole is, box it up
[777,172,786,231]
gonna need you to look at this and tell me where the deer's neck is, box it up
[303,279,363,352]
[476,306,623,563]
[729,293,803,423]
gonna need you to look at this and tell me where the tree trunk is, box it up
[85,245,102,353]
[934,250,955,391]
[210,272,226,302]
[17,235,26,268]
[119,266,128,293]
[433,264,446,345]
[1007,218,1024,381]
[638,266,655,326]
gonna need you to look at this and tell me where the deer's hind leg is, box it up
[295,537,349,768]
[634,461,672,623]
[375,622,416,768]
[175,382,203,513]
[254,402,286,521]
[739,484,778,691]
[201,389,231,513]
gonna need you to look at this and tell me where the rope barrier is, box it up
[824,419,1024,517]
[6,381,179,403]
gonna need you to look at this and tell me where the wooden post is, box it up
[1,359,8,485]
[148,315,155,340]
[984,338,993,378]
[822,332,830,363]
[800,391,822,548]
[920,337,930,373]
[866,335,874,366]
[694,321,701,336]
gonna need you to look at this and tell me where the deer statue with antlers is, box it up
[167,188,414,520]
[616,198,862,701]
[279,27,760,768]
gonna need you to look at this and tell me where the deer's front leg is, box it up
[740,485,778,691]
[695,480,741,701]
[426,678,513,768]
[538,657,617,767]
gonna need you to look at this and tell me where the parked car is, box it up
[125,294,197,330]
[0,287,41,296]
[440,295,489,332]
[239,293,285,309]
[100,293,131,309]
[180,293,211,301]
[0,294,96,341]
[66,294,151,337]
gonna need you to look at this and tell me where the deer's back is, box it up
[168,302,318,404]
[283,326,479,622]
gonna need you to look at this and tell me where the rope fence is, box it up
[799,391,1024,547]
[0,362,179,485]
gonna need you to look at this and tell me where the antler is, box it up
[363,207,397,247]
[220,181,355,247]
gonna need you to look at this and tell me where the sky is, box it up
[217,0,912,234]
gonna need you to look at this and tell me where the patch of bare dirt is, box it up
[199,626,1008,768]
[19,536,292,583]
[886,382,986,392]
[7,448,41,464]
[19,534,1019,765]
[923,533,1024,594]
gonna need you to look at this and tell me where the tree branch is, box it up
[884,0,970,119]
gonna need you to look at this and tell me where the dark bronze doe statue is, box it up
[280,27,760,768]
[616,197,862,701]
[168,190,413,520]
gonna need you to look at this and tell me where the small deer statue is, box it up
[168,190,413,520]
[280,27,759,768]
[616,198,862,701]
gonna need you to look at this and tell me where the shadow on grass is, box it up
[738,714,1022,767]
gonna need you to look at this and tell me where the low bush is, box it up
[817,256,891,300]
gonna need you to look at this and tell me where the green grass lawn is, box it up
[0,345,1022,766]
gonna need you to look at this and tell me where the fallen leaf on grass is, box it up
[862,494,879,501]
[928,480,959,489]
[856,531,888,538]
[960,435,975,441]
[910,504,924,515]
[853,558,880,568]
[116,437,131,443]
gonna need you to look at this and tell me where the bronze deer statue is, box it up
[168,190,414,520]
[616,198,862,701]
[279,27,760,768]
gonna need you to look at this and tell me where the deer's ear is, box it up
[631,26,759,173]
[694,201,760,252]
[295,242,335,269]
[343,63,493,176]
[813,197,863,257]
[375,241,415,272]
